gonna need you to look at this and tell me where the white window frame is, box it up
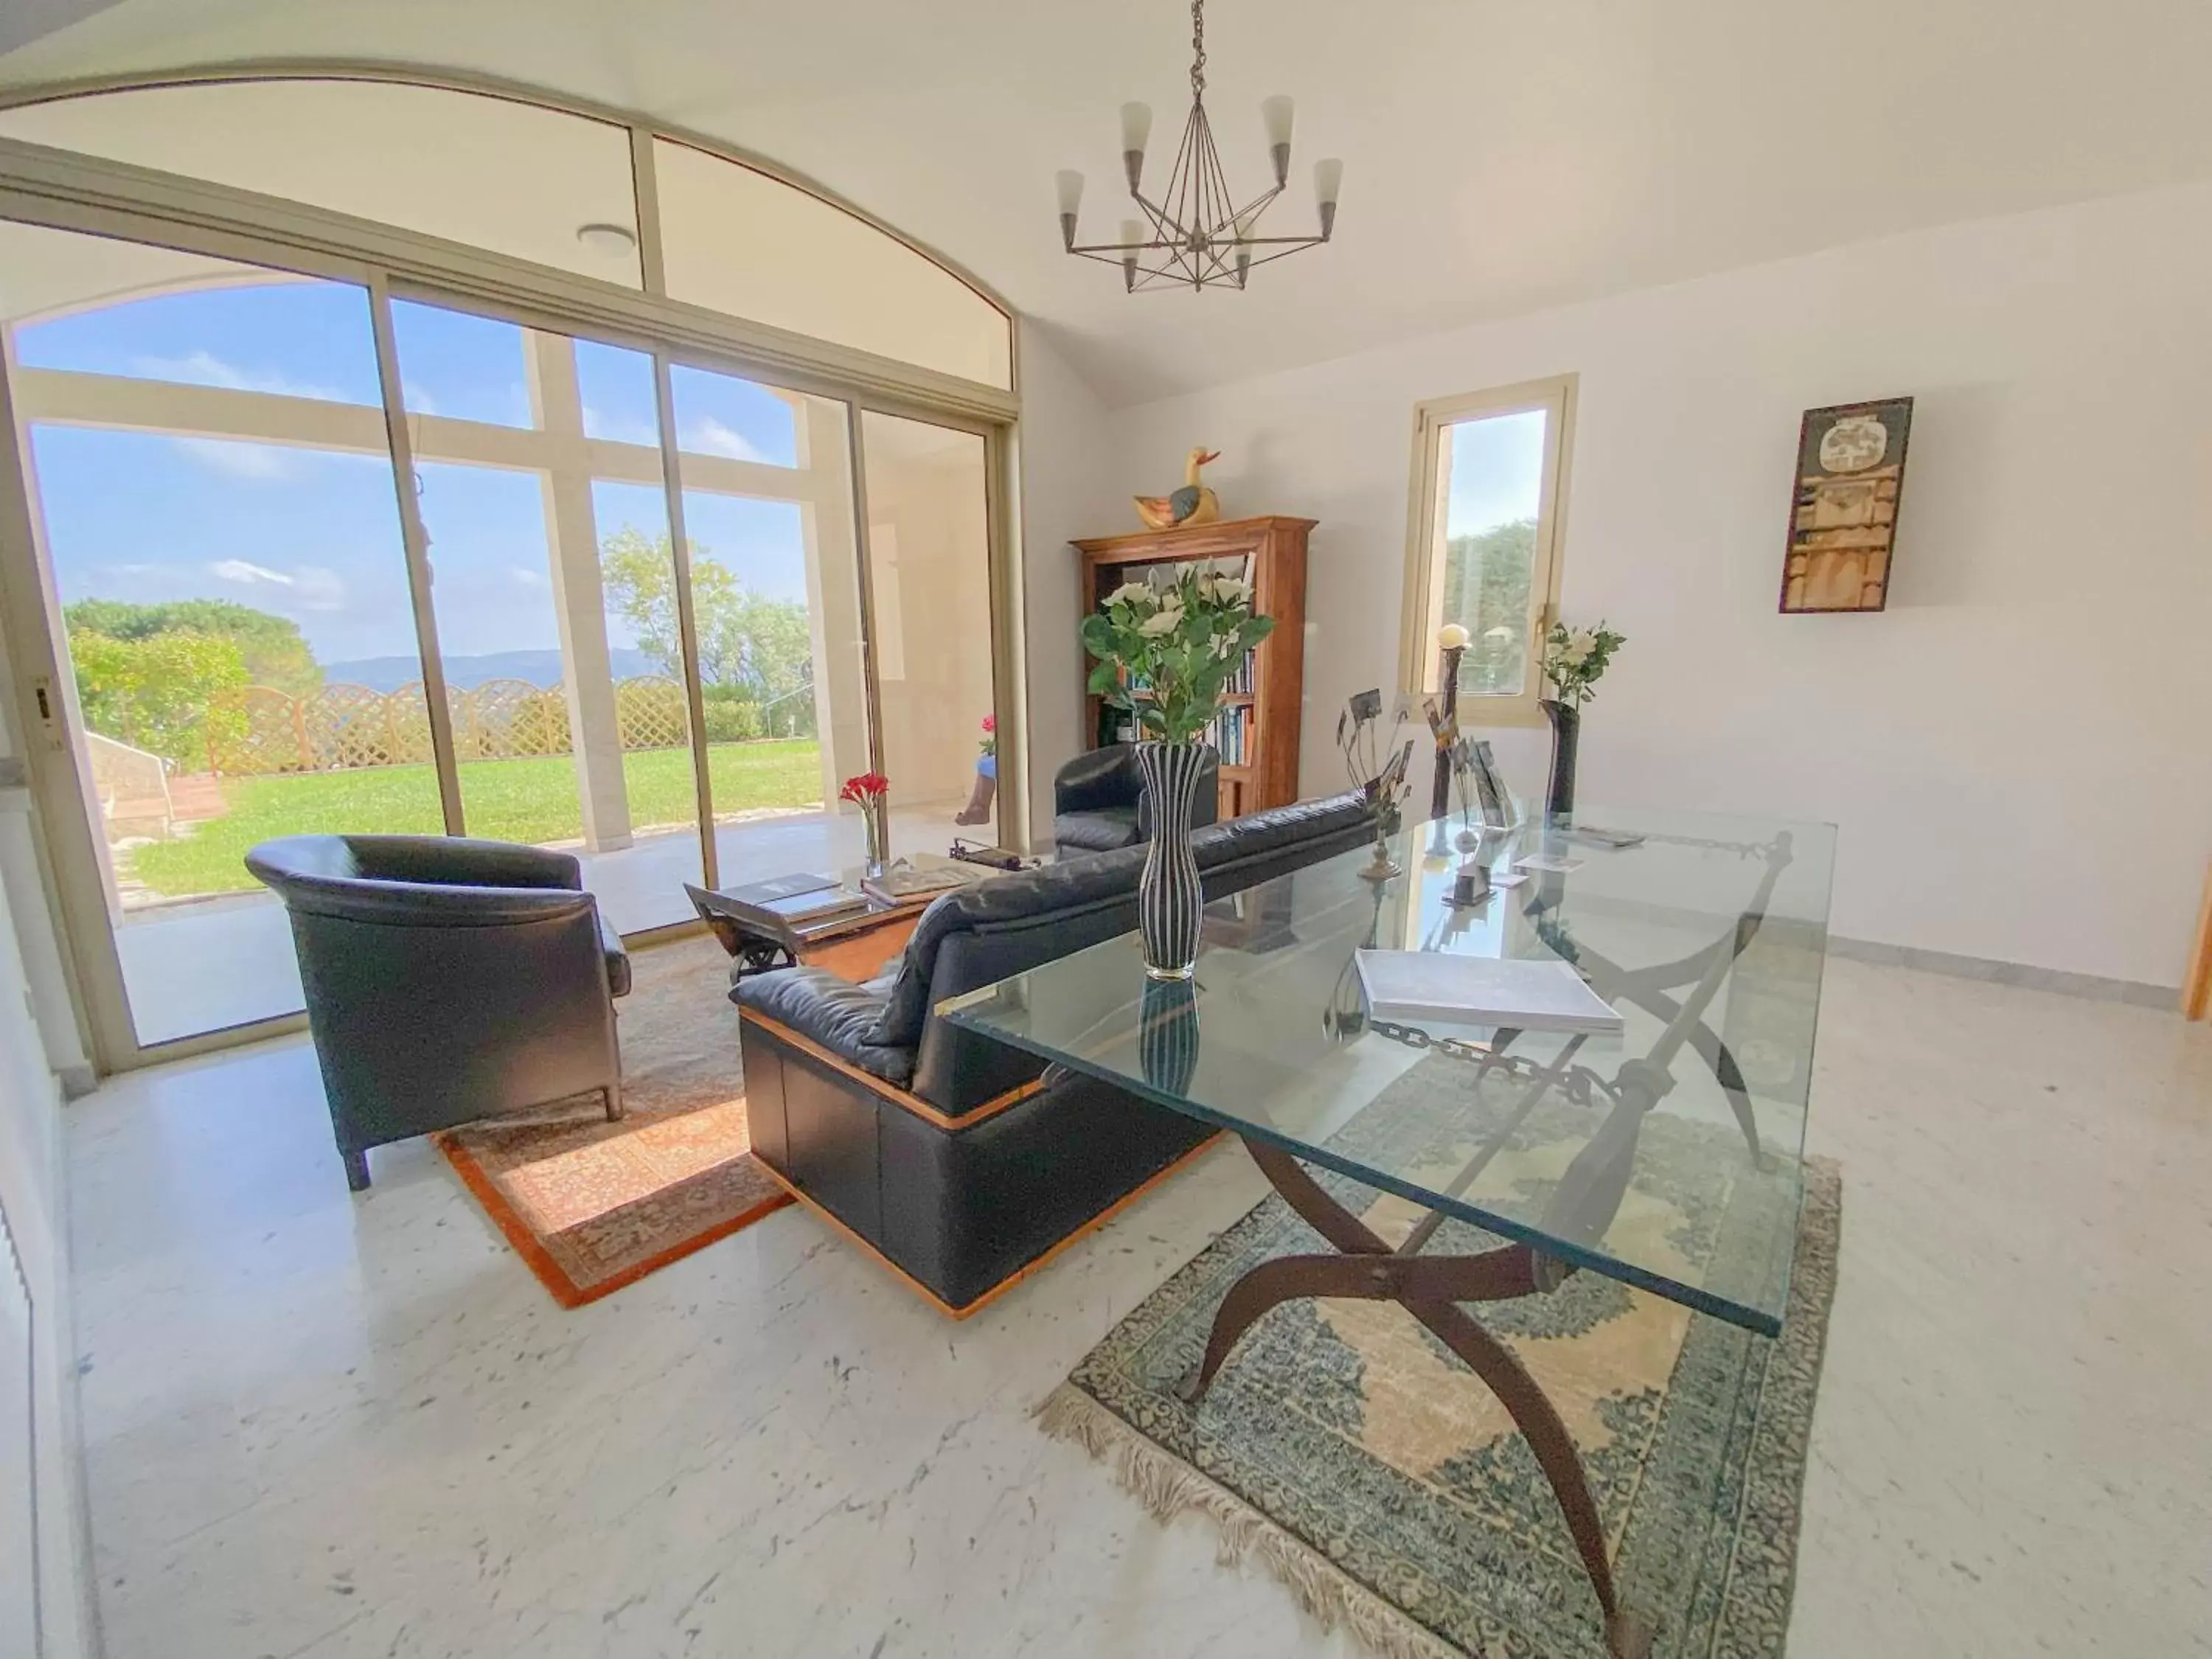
[1398,372,1577,727]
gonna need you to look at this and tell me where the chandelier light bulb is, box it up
[1315,157,1343,239]
[1121,102,1154,188]
[1261,95,1295,186]
[1056,170,1085,248]
[1119,219,1144,291]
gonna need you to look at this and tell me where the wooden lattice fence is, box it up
[206,676,692,776]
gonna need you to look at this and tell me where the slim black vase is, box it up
[1135,740,1209,979]
[1541,700,1581,820]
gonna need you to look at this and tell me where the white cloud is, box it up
[402,380,439,417]
[173,437,295,480]
[681,415,771,464]
[510,566,546,588]
[585,406,660,448]
[207,558,345,613]
[133,349,345,403]
[209,558,293,587]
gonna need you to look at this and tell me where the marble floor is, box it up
[63,957,2212,1658]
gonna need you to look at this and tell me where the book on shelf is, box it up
[1352,950,1624,1035]
[1200,702,1253,768]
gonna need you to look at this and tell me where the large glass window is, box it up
[1405,376,1576,722]
[654,139,1013,390]
[0,80,644,286]
[0,222,436,1043]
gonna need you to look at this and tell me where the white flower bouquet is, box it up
[1082,566,1275,745]
[1539,620,1627,709]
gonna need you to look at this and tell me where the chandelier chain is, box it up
[1190,0,1206,99]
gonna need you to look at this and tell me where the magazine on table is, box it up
[1353,950,1622,1036]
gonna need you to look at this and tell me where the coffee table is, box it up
[941,807,1834,1656]
[686,855,987,982]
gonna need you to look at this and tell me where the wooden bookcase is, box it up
[1071,515,1313,821]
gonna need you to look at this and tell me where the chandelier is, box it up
[1057,0,1342,293]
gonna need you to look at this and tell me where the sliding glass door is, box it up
[664,361,872,880]
[855,411,1001,846]
[390,299,703,933]
[0,220,437,1043]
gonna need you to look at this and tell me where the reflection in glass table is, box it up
[943,807,1835,1656]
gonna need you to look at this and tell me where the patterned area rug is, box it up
[1042,1062,1840,1659]
[437,935,787,1307]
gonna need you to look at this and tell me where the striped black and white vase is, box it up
[1135,739,1210,980]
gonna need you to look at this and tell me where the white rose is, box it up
[1138,605,1184,637]
[1559,639,1592,668]
[1213,577,1251,605]
[1570,627,1599,655]
[1108,580,1155,608]
[1194,574,1220,602]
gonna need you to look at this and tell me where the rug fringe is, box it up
[1036,1385,1464,1659]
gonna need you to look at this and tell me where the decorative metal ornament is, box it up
[1056,0,1343,293]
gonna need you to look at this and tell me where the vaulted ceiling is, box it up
[7,0,2212,406]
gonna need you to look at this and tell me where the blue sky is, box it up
[19,280,810,672]
[1445,408,1545,536]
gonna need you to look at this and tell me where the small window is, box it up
[1401,375,1576,724]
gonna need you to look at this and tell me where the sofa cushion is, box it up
[736,965,914,1085]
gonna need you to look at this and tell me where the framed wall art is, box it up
[1780,396,1913,613]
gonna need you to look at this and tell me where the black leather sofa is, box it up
[734,792,1373,1312]
[247,835,630,1190]
[1051,743,1220,853]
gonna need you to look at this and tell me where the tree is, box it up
[69,628,248,768]
[1440,519,1537,695]
[63,597,321,695]
[599,526,815,737]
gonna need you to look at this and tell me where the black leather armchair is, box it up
[735,793,1375,1311]
[1051,743,1220,855]
[246,835,630,1191]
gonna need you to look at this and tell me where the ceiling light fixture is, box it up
[1057,0,1340,293]
[574,222,638,258]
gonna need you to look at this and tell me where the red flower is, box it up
[839,771,890,804]
[981,714,996,734]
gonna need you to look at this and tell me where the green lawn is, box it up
[128,740,823,900]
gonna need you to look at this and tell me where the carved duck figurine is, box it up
[1134,446,1222,531]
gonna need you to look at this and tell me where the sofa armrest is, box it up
[734,968,915,1087]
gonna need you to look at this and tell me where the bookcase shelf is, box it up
[1072,515,1314,821]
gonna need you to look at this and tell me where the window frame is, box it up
[1398,372,1577,728]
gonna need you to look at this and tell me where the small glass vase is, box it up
[1135,740,1209,980]
[861,795,890,878]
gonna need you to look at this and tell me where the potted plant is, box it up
[1537,621,1626,818]
[1082,568,1274,978]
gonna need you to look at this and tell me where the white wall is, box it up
[1015,319,1124,842]
[1111,180,2212,988]
[0,662,94,1656]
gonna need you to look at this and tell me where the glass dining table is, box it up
[941,805,1836,1658]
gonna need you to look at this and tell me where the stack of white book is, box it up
[1353,950,1623,1035]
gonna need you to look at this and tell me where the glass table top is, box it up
[940,807,1836,1335]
